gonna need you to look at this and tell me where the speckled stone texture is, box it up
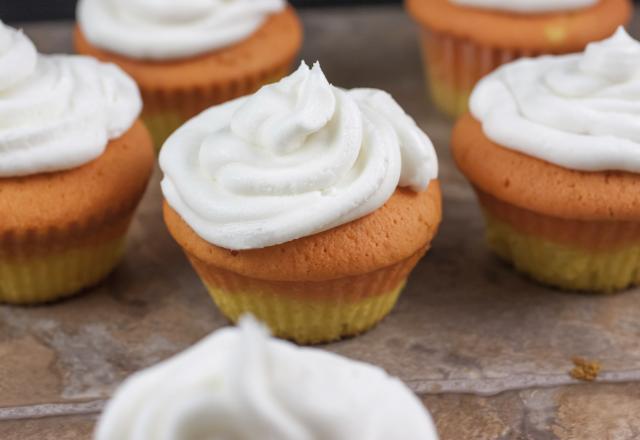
[2,7,640,439]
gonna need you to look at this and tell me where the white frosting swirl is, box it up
[77,0,286,60]
[450,0,597,13]
[160,62,438,250]
[0,22,141,177]
[470,27,640,172]
[0,21,36,92]
[95,316,439,440]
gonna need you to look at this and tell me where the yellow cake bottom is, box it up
[485,215,640,293]
[0,237,126,304]
[427,74,471,119]
[143,111,185,151]
[205,282,406,344]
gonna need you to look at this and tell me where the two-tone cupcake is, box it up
[406,0,632,117]
[453,28,640,292]
[74,0,303,148]
[95,316,439,440]
[160,62,442,343]
[0,22,154,303]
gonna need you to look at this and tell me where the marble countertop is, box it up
[2,6,640,440]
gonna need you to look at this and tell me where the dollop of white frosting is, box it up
[450,0,597,13]
[95,316,439,440]
[77,0,286,60]
[0,21,36,92]
[160,62,438,250]
[0,22,141,177]
[470,27,640,172]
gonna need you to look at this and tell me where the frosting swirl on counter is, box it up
[450,0,597,13]
[95,316,439,440]
[470,27,640,172]
[0,22,141,177]
[77,0,286,60]
[160,62,438,250]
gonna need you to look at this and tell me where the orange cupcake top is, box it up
[164,182,442,282]
[0,121,154,236]
[160,61,442,280]
[452,114,640,222]
[159,62,440,250]
[454,28,640,222]
[406,0,632,52]
[74,8,302,92]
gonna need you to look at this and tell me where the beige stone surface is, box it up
[1,6,640,439]
[422,383,640,440]
[0,415,96,440]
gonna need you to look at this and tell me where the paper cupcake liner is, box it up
[185,248,426,344]
[205,282,405,345]
[419,29,541,117]
[476,189,640,251]
[142,111,186,151]
[141,62,294,149]
[477,193,640,293]
[0,214,134,304]
[0,238,126,304]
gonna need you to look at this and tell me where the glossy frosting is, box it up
[95,316,439,440]
[470,28,640,173]
[160,62,438,250]
[450,0,597,13]
[0,22,141,177]
[77,0,286,60]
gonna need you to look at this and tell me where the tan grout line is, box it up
[0,400,106,421]
[4,369,640,421]
[409,369,640,396]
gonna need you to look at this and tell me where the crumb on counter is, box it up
[570,357,601,382]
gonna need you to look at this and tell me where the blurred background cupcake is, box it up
[452,28,640,293]
[160,62,442,344]
[406,0,633,117]
[0,21,153,304]
[95,316,439,439]
[74,0,303,149]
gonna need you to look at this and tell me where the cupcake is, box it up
[0,22,154,304]
[452,28,640,293]
[95,315,439,440]
[161,62,441,343]
[406,0,632,117]
[74,0,303,149]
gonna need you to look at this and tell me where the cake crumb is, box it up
[570,357,601,382]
